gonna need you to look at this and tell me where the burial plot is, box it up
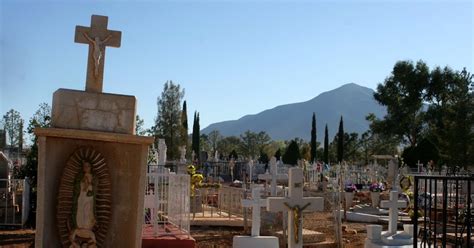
[233,186,279,248]
[267,167,324,248]
[35,15,153,248]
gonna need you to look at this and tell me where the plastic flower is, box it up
[369,182,384,192]
[344,183,357,192]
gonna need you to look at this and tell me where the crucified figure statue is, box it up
[284,202,311,244]
[82,32,112,77]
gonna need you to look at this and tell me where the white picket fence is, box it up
[0,179,30,226]
[143,167,190,237]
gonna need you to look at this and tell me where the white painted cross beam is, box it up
[242,186,266,237]
[380,191,407,235]
[267,167,324,248]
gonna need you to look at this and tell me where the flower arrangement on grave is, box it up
[369,182,384,192]
[344,183,357,192]
[187,165,203,196]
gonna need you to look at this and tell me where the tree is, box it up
[154,81,185,160]
[180,100,188,149]
[282,139,300,165]
[274,148,282,161]
[425,67,473,168]
[135,115,146,135]
[217,136,242,158]
[208,130,222,155]
[1,109,24,148]
[310,113,317,162]
[14,103,51,227]
[337,116,344,163]
[372,60,430,146]
[191,112,200,161]
[239,130,271,159]
[323,124,329,164]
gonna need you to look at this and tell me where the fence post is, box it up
[413,176,418,248]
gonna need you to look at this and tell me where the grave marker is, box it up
[267,167,324,248]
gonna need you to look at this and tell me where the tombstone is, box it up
[267,167,324,248]
[179,145,186,163]
[233,186,279,248]
[387,159,398,190]
[158,139,167,166]
[365,191,414,247]
[258,157,288,196]
[34,15,153,248]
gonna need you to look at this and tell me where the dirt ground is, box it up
[0,212,370,248]
[191,211,369,248]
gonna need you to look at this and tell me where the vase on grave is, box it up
[371,191,380,208]
[344,192,354,208]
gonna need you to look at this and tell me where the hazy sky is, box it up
[1,0,473,132]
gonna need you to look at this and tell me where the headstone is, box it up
[35,15,153,248]
[365,191,413,247]
[258,157,288,196]
[267,167,324,248]
[158,139,167,166]
[380,191,407,235]
[242,186,266,236]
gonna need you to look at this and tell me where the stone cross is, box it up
[267,167,324,248]
[242,186,266,237]
[248,160,254,185]
[380,191,407,235]
[258,157,287,196]
[75,15,121,93]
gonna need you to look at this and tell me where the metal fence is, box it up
[143,167,190,238]
[414,175,473,247]
[0,179,30,226]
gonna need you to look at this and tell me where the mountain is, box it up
[202,83,386,141]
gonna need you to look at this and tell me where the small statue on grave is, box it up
[69,161,97,248]
[82,32,112,77]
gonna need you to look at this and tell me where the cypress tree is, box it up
[324,124,329,164]
[180,101,188,149]
[310,113,317,162]
[191,111,200,161]
[337,116,344,163]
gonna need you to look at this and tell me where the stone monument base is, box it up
[365,224,416,248]
[233,236,279,248]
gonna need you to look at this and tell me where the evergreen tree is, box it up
[180,100,188,150]
[337,116,344,163]
[154,81,185,160]
[274,148,282,161]
[282,140,301,166]
[310,113,317,162]
[1,109,24,148]
[323,124,329,164]
[191,112,200,161]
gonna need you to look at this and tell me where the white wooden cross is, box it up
[267,167,324,248]
[75,15,121,93]
[242,186,266,236]
[380,191,407,235]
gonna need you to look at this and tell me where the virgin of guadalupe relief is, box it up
[57,147,112,248]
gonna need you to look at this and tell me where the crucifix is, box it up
[242,186,266,237]
[75,15,121,93]
[380,191,407,235]
[267,167,324,248]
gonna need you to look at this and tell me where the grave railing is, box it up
[0,179,30,226]
[143,168,190,238]
[414,174,473,248]
[191,186,246,221]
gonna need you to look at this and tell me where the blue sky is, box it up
[1,0,473,132]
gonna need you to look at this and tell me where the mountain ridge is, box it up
[202,83,386,141]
